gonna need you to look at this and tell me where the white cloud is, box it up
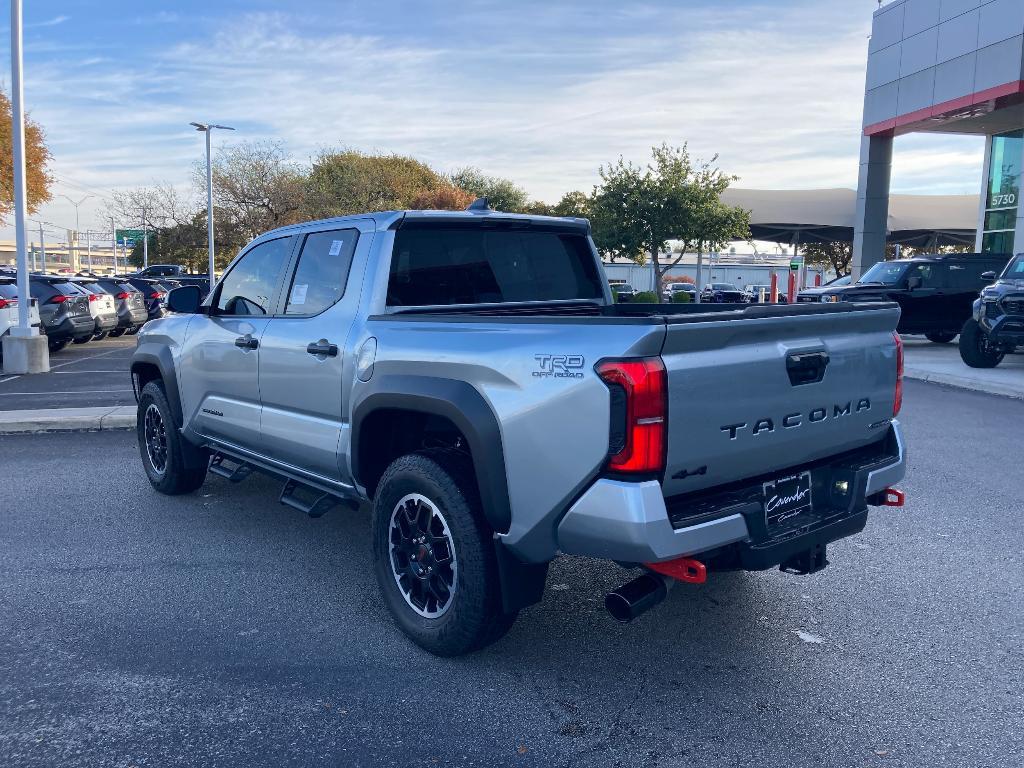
[11,1,989,241]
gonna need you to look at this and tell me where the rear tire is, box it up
[93,331,108,341]
[72,335,91,345]
[108,328,125,338]
[48,338,68,353]
[126,326,141,336]
[958,318,1004,368]
[137,381,208,494]
[925,332,956,344]
[372,451,516,656]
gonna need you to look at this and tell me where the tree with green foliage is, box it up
[304,150,446,218]
[552,190,591,219]
[449,167,530,212]
[590,144,750,301]
[801,241,854,277]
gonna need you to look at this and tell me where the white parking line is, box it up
[0,389,135,396]
[0,347,128,385]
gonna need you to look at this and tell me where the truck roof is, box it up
[251,209,591,245]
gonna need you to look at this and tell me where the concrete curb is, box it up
[0,406,136,434]
[904,367,1024,400]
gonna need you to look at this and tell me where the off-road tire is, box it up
[137,380,208,494]
[925,332,956,344]
[958,318,1004,368]
[372,451,516,656]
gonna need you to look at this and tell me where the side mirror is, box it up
[906,275,923,290]
[980,271,997,282]
[166,285,203,314]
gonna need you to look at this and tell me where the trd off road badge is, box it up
[533,354,585,379]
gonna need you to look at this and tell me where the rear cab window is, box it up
[284,229,358,315]
[387,224,604,307]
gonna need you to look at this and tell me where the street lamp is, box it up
[59,194,94,272]
[190,122,235,280]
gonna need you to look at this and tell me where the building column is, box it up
[852,133,893,278]
[976,135,993,252]
[1016,135,1024,255]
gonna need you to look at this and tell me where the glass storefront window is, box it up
[981,129,1022,254]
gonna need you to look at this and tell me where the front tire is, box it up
[137,381,208,494]
[959,318,1004,368]
[926,332,957,344]
[372,452,516,656]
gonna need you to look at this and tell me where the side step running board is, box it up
[208,453,253,483]
[279,479,343,518]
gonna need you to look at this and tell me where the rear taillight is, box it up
[893,332,903,416]
[49,294,69,304]
[0,298,14,309]
[88,293,100,302]
[150,291,164,299]
[596,357,667,474]
[116,291,130,300]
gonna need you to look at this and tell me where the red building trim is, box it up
[864,80,1024,137]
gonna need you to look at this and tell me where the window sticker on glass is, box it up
[329,240,344,256]
[290,283,308,305]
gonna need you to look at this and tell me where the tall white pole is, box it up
[86,231,92,272]
[142,207,149,269]
[206,128,214,279]
[38,221,46,273]
[10,0,31,331]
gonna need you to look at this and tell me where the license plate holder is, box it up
[763,471,813,528]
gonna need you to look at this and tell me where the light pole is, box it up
[190,122,235,280]
[60,194,94,272]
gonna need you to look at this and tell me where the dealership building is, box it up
[854,0,1024,275]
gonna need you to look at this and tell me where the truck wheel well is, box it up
[131,362,162,394]
[358,409,474,499]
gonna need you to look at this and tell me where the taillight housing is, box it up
[49,294,69,304]
[116,291,130,300]
[596,357,667,475]
[150,291,164,300]
[88,293,100,302]
[0,297,14,309]
[893,332,903,416]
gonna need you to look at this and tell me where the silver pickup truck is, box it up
[131,205,907,656]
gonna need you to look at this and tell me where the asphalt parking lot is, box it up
[1,379,1021,767]
[0,335,136,410]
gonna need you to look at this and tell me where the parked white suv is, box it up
[69,278,118,341]
[0,276,42,361]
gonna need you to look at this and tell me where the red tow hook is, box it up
[882,488,906,507]
[644,557,707,584]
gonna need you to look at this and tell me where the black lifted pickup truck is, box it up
[959,253,1024,368]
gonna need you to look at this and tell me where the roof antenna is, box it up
[466,197,490,212]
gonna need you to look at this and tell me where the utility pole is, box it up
[38,222,46,273]
[60,194,94,273]
[110,218,117,273]
[86,231,92,272]
[141,206,149,269]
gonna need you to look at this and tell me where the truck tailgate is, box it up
[660,304,901,498]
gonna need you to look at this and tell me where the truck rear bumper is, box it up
[557,421,906,565]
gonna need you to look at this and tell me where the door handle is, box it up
[234,335,258,350]
[306,340,339,357]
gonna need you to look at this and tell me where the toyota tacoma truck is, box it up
[131,204,907,656]
[959,252,1024,368]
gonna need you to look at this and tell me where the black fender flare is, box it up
[351,374,512,534]
[131,344,184,428]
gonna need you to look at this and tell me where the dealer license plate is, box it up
[763,471,813,528]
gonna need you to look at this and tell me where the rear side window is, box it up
[388,226,603,307]
[216,237,291,316]
[947,263,998,291]
[285,229,358,315]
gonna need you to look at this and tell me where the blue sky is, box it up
[2,0,985,241]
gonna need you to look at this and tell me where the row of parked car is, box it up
[0,265,211,357]
[611,281,787,304]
